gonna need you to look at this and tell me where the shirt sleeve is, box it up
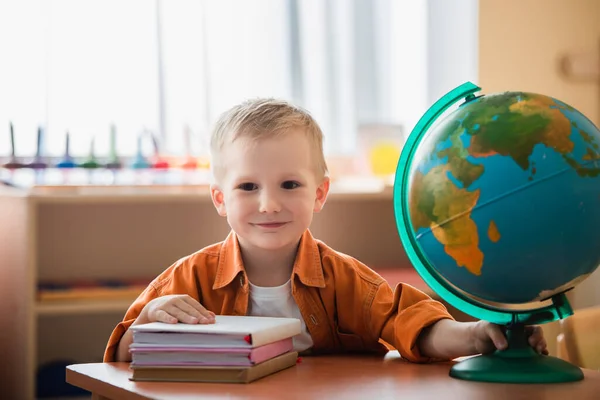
[371,281,454,363]
[102,283,161,362]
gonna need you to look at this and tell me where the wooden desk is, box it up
[67,352,600,400]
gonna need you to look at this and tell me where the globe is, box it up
[393,82,600,383]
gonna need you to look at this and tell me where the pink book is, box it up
[130,337,294,367]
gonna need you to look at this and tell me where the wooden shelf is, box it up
[0,180,406,399]
[36,299,134,316]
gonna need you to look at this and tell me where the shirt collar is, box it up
[292,230,326,288]
[212,230,326,290]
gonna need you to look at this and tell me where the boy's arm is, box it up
[370,282,455,363]
[115,325,135,362]
[104,284,160,362]
[336,260,546,361]
[416,319,484,360]
[115,313,154,362]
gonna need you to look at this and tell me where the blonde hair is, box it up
[210,98,328,180]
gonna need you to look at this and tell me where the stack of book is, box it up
[129,315,301,383]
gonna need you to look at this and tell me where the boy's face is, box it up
[210,129,329,253]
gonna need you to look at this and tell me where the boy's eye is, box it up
[282,181,300,190]
[238,183,258,191]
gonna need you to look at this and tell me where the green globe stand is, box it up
[450,324,583,383]
[393,82,584,383]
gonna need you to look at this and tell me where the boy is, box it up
[104,99,547,363]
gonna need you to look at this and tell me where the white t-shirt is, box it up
[247,279,314,352]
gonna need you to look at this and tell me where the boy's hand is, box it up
[470,321,548,355]
[137,295,216,325]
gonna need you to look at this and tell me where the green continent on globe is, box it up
[467,95,600,175]
[411,92,600,276]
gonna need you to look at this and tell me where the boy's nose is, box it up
[259,192,282,213]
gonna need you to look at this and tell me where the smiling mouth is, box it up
[254,222,288,228]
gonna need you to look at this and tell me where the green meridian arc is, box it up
[392,81,573,325]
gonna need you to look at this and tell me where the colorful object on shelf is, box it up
[181,157,197,169]
[3,122,24,169]
[180,125,197,169]
[150,132,169,169]
[27,126,48,169]
[131,133,151,169]
[197,156,211,170]
[369,141,401,176]
[55,132,76,168]
[80,137,101,169]
[105,124,122,169]
[153,159,170,169]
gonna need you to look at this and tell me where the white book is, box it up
[130,315,301,348]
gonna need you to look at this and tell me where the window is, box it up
[0,0,478,161]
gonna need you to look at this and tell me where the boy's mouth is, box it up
[254,222,288,229]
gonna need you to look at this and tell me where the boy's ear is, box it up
[210,184,227,217]
[313,176,330,213]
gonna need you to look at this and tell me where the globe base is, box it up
[450,324,584,383]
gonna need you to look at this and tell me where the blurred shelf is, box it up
[1,168,394,203]
[36,298,134,316]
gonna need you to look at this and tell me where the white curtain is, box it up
[155,0,431,156]
[0,0,477,159]
[0,0,158,158]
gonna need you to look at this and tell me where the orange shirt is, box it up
[104,230,453,363]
